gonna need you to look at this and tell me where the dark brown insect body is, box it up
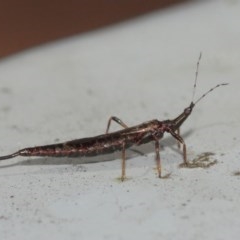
[13,120,163,158]
[0,54,228,180]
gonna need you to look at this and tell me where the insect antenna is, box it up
[191,52,202,103]
[190,52,228,106]
[194,83,228,106]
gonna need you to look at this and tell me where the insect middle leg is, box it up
[121,141,126,181]
[154,140,161,178]
[106,116,128,134]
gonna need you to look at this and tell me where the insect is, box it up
[0,53,228,180]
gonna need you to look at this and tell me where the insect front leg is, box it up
[176,128,181,149]
[168,129,188,165]
[106,116,128,134]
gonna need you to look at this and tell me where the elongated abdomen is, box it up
[0,120,161,160]
[17,136,130,158]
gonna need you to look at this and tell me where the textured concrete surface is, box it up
[0,1,239,240]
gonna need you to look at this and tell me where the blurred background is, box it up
[0,0,188,58]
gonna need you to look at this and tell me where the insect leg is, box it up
[121,141,126,181]
[176,128,181,149]
[154,140,161,178]
[168,129,187,165]
[106,116,128,134]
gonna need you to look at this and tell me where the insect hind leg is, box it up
[154,140,161,178]
[106,116,128,134]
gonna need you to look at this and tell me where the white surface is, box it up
[0,1,240,240]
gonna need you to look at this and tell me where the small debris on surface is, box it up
[179,152,217,169]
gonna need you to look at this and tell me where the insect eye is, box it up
[184,107,191,114]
